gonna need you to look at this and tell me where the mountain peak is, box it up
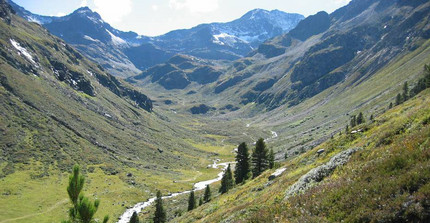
[72,6,102,20]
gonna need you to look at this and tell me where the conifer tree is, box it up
[219,164,234,194]
[389,102,393,109]
[350,115,357,127]
[425,64,430,88]
[357,112,365,125]
[63,164,109,223]
[153,191,166,223]
[370,114,374,121]
[346,125,349,134]
[402,81,409,102]
[251,138,269,178]
[199,197,203,206]
[268,149,275,169]
[234,142,250,184]
[396,93,402,105]
[129,212,139,223]
[203,185,211,203]
[187,191,196,211]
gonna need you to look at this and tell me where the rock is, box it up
[126,173,132,177]
[190,104,215,114]
[285,147,362,199]
[268,168,287,181]
[317,149,325,155]
[157,148,164,153]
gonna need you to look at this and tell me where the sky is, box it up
[12,0,351,36]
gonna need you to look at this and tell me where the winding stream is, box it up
[117,130,278,223]
[117,162,234,223]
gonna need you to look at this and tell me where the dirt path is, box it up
[0,199,68,223]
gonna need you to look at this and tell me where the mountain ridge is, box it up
[10,1,304,77]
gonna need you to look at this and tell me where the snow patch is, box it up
[106,30,127,45]
[83,35,99,42]
[213,33,238,46]
[10,39,37,66]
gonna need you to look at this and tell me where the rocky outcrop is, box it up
[190,104,215,114]
[0,0,15,25]
[285,147,361,199]
[95,72,152,112]
[49,59,95,96]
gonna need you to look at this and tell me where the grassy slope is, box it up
[174,71,430,222]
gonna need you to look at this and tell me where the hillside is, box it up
[174,82,430,223]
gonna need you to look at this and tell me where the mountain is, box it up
[9,1,304,76]
[147,9,304,61]
[201,0,430,109]
[129,54,224,90]
[9,1,147,78]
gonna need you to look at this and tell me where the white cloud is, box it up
[56,12,66,16]
[152,5,159,11]
[169,0,219,13]
[80,0,88,7]
[333,0,351,6]
[93,0,132,24]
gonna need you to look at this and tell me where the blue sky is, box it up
[12,0,351,36]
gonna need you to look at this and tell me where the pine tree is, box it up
[389,102,393,109]
[370,114,374,121]
[63,164,109,223]
[234,142,250,184]
[187,191,196,211]
[251,138,269,178]
[350,115,357,127]
[199,197,203,206]
[402,81,409,102]
[346,125,349,134]
[203,185,211,203]
[130,212,139,223]
[268,149,275,169]
[425,64,430,88]
[357,112,365,125]
[219,164,234,194]
[396,93,402,105]
[153,191,166,223]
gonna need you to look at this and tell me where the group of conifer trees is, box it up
[390,64,430,108]
[218,138,275,195]
[64,138,275,222]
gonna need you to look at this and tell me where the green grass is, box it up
[174,89,430,223]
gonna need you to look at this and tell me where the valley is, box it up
[1,0,430,222]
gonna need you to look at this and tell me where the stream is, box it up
[117,162,234,223]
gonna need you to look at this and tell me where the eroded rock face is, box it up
[49,59,95,96]
[95,72,152,112]
[285,147,362,199]
[0,0,15,25]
